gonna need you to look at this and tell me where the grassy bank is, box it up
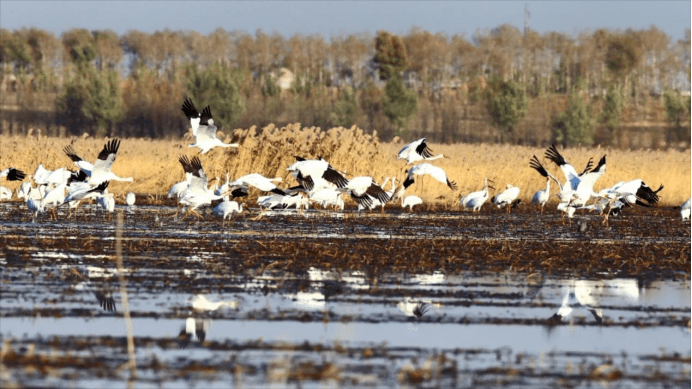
[1,124,689,206]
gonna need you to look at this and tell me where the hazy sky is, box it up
[1,1,689,41]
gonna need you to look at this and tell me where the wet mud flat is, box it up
[1,202,690,388]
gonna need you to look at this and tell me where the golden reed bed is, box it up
[1,124,689,206]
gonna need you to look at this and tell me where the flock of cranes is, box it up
[0,98,688,224]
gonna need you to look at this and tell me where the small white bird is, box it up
[681,198,691,222]
[212,201,244,226]
[181,100,239,154]
[126,192,135,206]
[397,138,447,164]
[403,163,457,192]
[402,195,423,211]
[492,184,521,213]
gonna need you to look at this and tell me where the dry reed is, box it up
[0,125,689,206]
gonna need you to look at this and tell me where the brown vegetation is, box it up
[1,124,688,205]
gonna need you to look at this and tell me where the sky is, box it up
[1,1,690,42]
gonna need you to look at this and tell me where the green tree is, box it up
[359,80,384,131]
[382,75,418,132]
[330,86,356,127]
[663,90,691,144]
[599,85,624,145]
[61,28,96,67]
[605,33,642,82]
[374,31,408,80]
[185,64,247,130]
[486,79,529,142]
[56,66,125,136]
[552,92,594,146]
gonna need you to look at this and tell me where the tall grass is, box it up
[1,125,689,206]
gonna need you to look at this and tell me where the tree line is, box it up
[0,25,689,147]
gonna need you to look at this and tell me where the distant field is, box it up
[1,124,689,206]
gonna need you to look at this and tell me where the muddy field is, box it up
[1,201,690,388]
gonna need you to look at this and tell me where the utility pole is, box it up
[524,3,530,37]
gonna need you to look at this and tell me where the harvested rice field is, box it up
[1,200,690,388]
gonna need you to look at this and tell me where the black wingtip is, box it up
[181,98,199,118]
[7,168,26,181]
[200,106,213,124]
[403,176,414,189]
[98,139,121,161]
[63,145,83,162]
[529,155,549,178]
[271,188,286,196]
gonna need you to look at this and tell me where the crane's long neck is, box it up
[428,154,444,161]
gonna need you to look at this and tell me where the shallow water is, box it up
[1,203,690,387]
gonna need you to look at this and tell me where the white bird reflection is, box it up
[68,266,117,313]
[397,297,431,319]
[178,317,212,346]
[191,294,237,312]
[548,279,640,325]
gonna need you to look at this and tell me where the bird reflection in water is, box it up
[178,294,238,347]
[68,266,117,313]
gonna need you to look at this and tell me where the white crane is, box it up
[344,176,391,210]
[177,155,224,219]
[531,176,550,213]
[309,187,345,211]
[681,198,691,222]
[529,155,573,217]
[402,195,423,211]
[181,98,202,136]
[286,157,349,192]
[544,144,595,192]
[491,184,521,213]
[460,178,493,212]
[363,177,398,210]
[17,175,44,200]
[569,156,607,208]
[402,163,457,192]
[96,190,115,215]
[397,138,447,164]
[228,173,285,195]
[212,201,244,226]
[64,139,133,185]
[181,100,239,154]
[63,181,110,206]
[595,178,663,224]
[257,192,311,214]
